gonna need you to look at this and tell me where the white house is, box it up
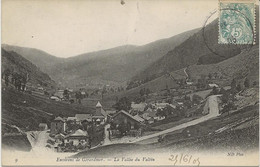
[208,83,219,88]
[64,129,89,146]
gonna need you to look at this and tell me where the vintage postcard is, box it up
[1,0,259,166]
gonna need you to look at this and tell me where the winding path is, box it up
[184,67,189,78]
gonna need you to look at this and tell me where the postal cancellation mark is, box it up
[219,0,255,44]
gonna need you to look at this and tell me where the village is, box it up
[33,76,231,153]
[3,63,258,155]
[38,100,180,153]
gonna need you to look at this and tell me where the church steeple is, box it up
[96,101,102,115]
[96,101,102,108]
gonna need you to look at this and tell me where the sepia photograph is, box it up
[1,0,259,166]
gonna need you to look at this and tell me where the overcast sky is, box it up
[2,0,218,58]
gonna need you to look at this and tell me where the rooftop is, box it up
[67,117,77,121]
[96,101,102,107]
[133,115,145,122]
[131,102,147,111]
[113,110,144,124]
[39,123,48,126]
[66,129,88,138]
[75,114,92,121]
[54,116,65,122]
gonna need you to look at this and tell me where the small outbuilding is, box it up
[39,123,48,131]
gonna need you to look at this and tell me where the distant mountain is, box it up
[2,44,65,75]
[51,28,200,87]
[3,28,199,88]
[1,48,56,88]
[110,44,259,101]
[132,7,259,83]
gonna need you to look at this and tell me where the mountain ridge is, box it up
[3,28,200,88]
[1,48,56,88]
[132,7,259,84]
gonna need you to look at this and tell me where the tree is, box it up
[166,84,169,90]
[219,87,226,94]
[75,91,82,104]
[184,95,191,101]
[134,96,145,103]
[63,89,70,100]
[145,88,151,95]
[221,90,230,104]
[244,78,250,88]
[3,69,11,86]
[110,87,115,93]
[231,79,237,92]
[208,73,212,79]
[184,100,192,109]
[192,94,203,105]
[156,108,164,117]
[139,88,145,96]
[211,86,219,95]
[253,81,258,86]
[112,97,131,111]
[236,84,242,92]
[221,102,235,116]
[197,76,207,89]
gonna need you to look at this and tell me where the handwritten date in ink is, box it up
[169,154,200,166]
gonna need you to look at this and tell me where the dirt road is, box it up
[130,95,221,143]
[103,124,112,145]
[28,130,52,156]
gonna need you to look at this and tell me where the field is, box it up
[2,85,95,132]
[102,68,188,102]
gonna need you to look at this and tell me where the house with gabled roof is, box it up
[75,114,92,123]
[112,110,144,130]
[50,116,66,135]
[54,133,65,143]
[131,102,147,112]
[39,123,48,131]
[64,129,89,147]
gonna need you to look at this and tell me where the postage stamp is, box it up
[219,0,255,44]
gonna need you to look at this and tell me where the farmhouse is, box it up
[208,83,219,88]
[112,110,144,130]
[39,123,48,131]
[54,133,65,143]
[50,117,66,135]
[75,114,92,123]
[153,102,176,110]
[64,129,89,146]
[142,109,165,122]
[54,90,64,99]
[131,102,147,112]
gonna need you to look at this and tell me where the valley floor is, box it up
[74,104,259,158]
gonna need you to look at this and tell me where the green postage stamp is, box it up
[219,0,256,44]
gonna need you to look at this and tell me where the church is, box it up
[92,101,108,124]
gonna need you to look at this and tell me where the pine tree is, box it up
[231,79,237,91]
[244,78,250,88]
